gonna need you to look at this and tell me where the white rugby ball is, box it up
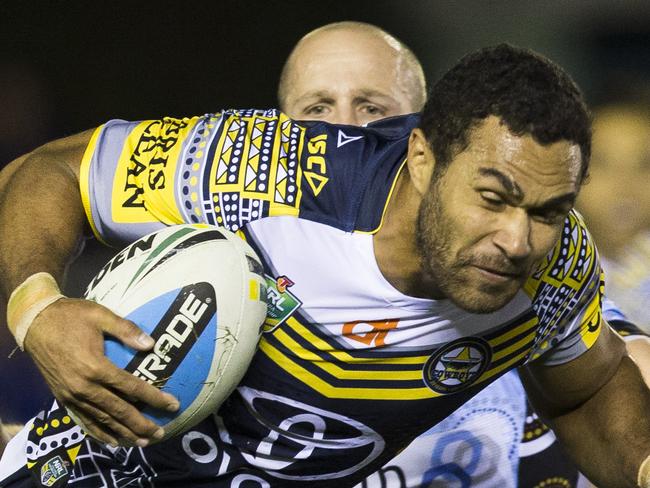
[79,224,267,441]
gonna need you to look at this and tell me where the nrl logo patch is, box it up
[40,455,68,487]
[423,337,492,394]
[263,275,302,333]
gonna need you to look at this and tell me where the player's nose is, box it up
[492,211,532,261]
[329,107,358,126]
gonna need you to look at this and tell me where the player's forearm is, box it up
[0,132,90,302]
[551,355,650,488]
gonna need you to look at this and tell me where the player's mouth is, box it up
[470,265,522,285]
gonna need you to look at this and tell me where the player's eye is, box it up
[360,104,386,116]
[480,191,505,207]
[303,105,330,117]
[530,208,569,225]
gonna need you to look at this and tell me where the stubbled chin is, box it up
[450,295,513,314]
[448,281,520,314]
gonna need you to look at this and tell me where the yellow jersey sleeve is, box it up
[80,111,307,246]
[523,210,603,365]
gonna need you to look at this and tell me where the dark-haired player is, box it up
[2,44,650,488]
[276,22,650,488]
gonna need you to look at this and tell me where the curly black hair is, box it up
[419,44,592,182]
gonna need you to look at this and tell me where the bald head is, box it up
[278,22,426,126]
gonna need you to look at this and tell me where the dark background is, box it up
[2,0,650,163]
[1,0,649,422]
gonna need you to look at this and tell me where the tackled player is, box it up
[1,43,650,488]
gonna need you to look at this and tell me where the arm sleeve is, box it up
[79,111,307,247]
[524,211,603,366]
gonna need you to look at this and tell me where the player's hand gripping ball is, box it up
[78,224,267,441]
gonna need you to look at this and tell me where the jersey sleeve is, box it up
[79,110,309,246]
[523,211,603,366]
[79,111,416,247]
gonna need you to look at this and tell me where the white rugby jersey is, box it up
[0,110,604,487]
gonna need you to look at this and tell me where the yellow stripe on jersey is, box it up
[79,125,107,244]
[260,314,539,400]
[259,339,438,400]
[476,349,530,384]
[273,329,423,381]
[284,317,429,365]
[490,317,538,347]
[491,329,537,362]
[261,337,532,401]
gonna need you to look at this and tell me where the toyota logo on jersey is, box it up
[217,387,385,481]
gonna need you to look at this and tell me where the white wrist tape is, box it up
[6,272,65,350]
[639,454,650,487]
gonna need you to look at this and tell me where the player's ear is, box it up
[407,128,436,196]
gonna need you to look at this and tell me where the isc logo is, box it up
[304,134,329,196]
[126,284,216,385]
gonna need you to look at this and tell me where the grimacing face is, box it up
[282,28,417,125]
[416,116,582,313]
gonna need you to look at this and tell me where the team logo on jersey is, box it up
[223,386,385,480]
[40,455,68,487]
[263,275,302,333]
[423,337,492,394]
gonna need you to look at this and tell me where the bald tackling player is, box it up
[278,22,425,126]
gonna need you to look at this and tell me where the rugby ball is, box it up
[78,224,267,441]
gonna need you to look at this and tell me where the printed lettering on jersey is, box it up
[423,337,492,394]
[112,118,195,223]
[263,275,302,333]
[342,319,399,348]
[304,134,329,196]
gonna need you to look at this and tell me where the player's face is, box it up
[283,29,415,125]
[416,116,582,313]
